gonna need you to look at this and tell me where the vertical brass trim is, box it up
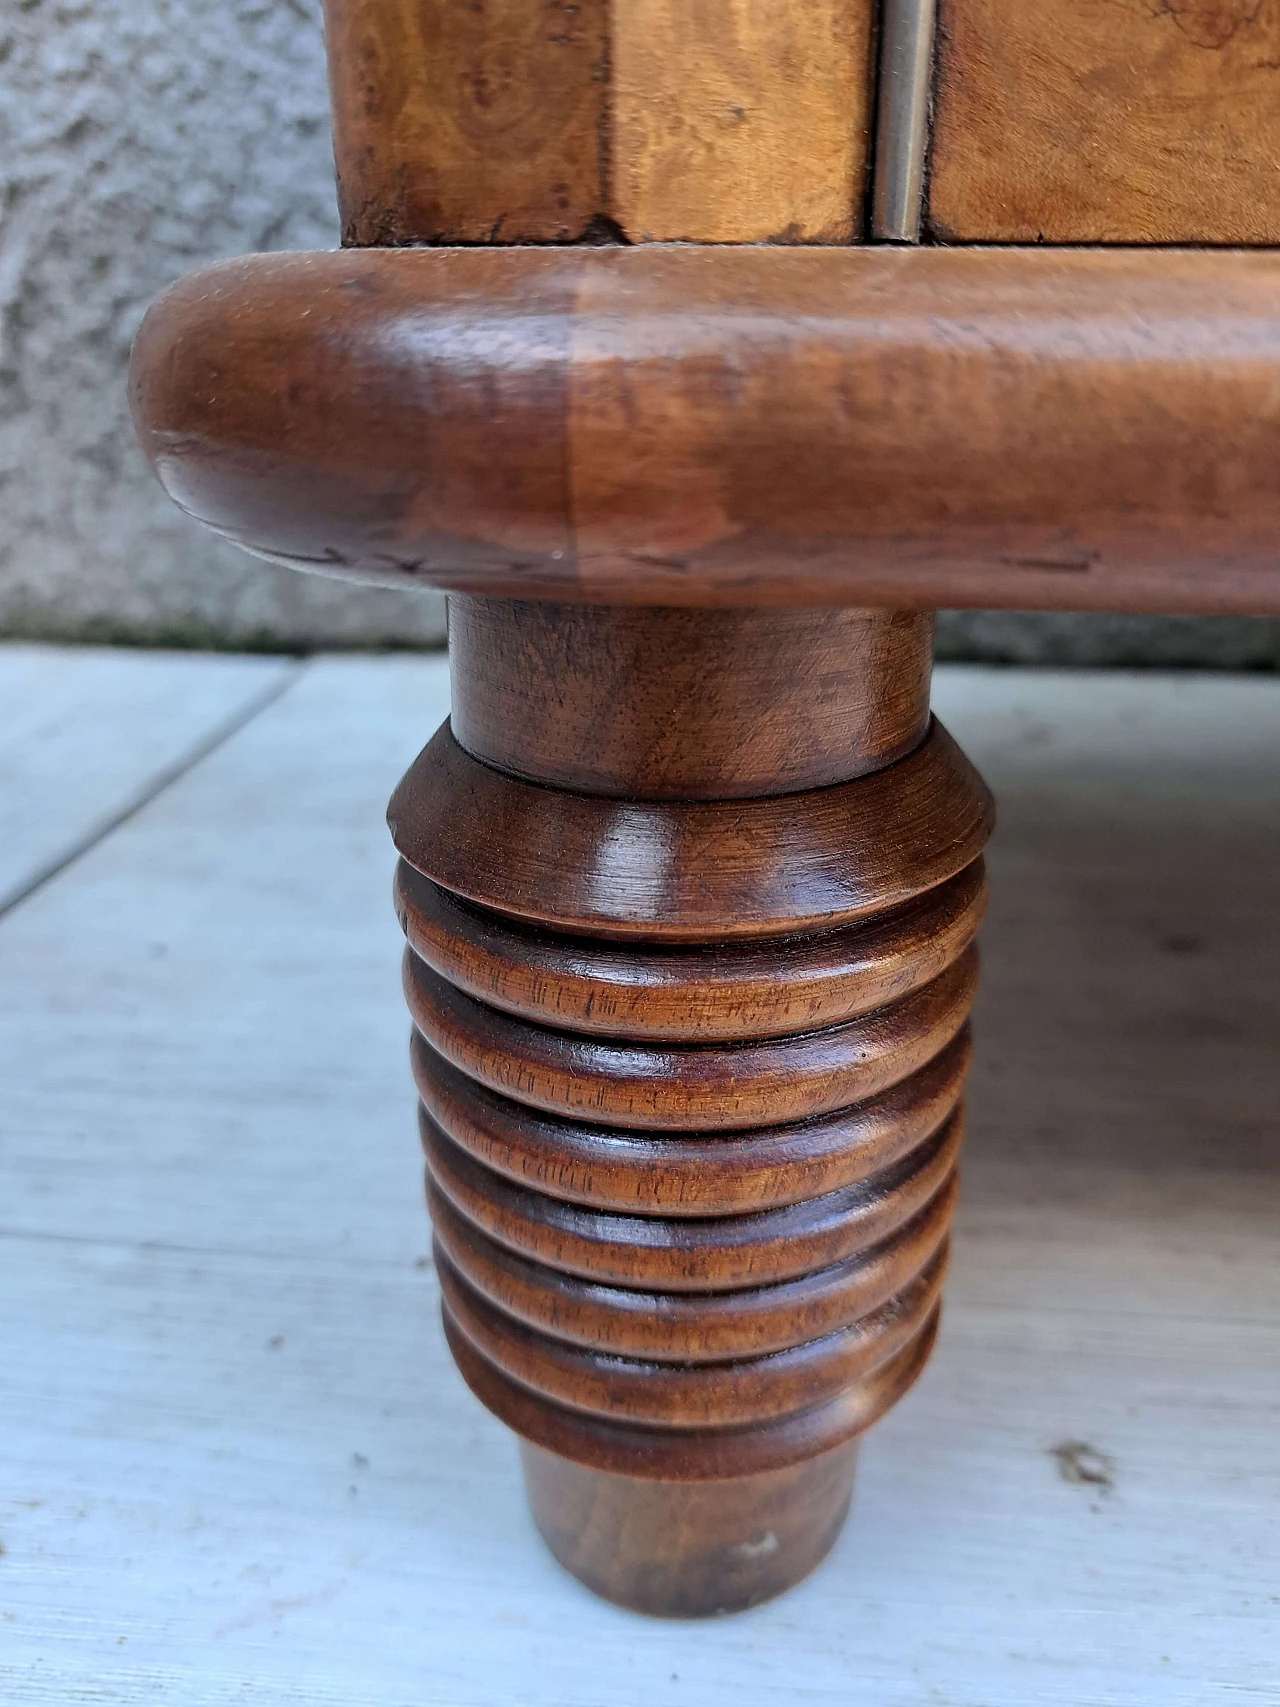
[872,0,936,242]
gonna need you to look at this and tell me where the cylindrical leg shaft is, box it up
[388,600,993,1615]
[522,1440,858,1618]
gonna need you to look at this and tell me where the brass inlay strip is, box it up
[872,0,936,242]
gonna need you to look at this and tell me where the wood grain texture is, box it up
[609,0,872,242]
[388,602,991,1584]
[390,721,994,941]
[131,246,1280,616]
[446,1304,942,1480]
[8,648,1280,1688]
[930,0,1280,244]
[421,1103,963,1291]
[428,1181,956,1360]
[437,1245,947,1429]
[322,0,872,247]
[405,947,978,1130]
[449,601,933,798]
[396,861,987,1041]
[521,1439,858,1617]
[321,0,607,245]
[412,1029,971,1216]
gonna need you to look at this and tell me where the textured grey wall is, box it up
[0,0,445,648]
[2,2,1275,664]
[935,612,1280,669]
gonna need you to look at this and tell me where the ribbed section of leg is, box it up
[390,721,993,1482]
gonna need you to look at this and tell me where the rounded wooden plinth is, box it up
[520,1439,858,1618]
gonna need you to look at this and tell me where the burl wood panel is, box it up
[323,0,873,245]
[930,0,1280,243]
[130,246,1280,617]
[610,0,873,242]
[384,602,992,1613]
[322,0,607,245]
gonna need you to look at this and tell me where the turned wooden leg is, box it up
[388,600,993,1616]
[127,0,1280,1628]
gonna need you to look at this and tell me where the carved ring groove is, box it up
[391,714,993,1481]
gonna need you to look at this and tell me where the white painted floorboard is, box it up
[0,644,295,915]
[0,651,1277,1705]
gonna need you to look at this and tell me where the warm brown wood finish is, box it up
[428,1182,956,1360]
[446,1301,942,1480]
[449,602,933,797]
[389,721,994,941]
[436,1246,947,1429]
[412,1031,971,1215]
[382,601,990,1610]
[610,0,872,242]
[420,1104,962,1290]
[521,1439,858,1617]
[405,948,978,1130]
[321,0,607,246]
[322,0,872,247]
[130,0,1280,1623]
[131,247,1280,617]
[396,861,987,1040]
[929,0,1280,244]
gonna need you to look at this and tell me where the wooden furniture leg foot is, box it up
[388,600,993,1615]
[520,1440,858,1618]
[128,0,1280,1629]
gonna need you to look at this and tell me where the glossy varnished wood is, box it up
[389,599,987,1609]
[406,946,978,1130]
[130,246,1280,616]
[121,0,1263,1625]
[412,1029,971,1216]
[929,0,1280,244]
[446,1303,941,1480]
[428,1181,955,1362]
[420,1103,963,1291]
[521,1439,859,1618]
[437,1246,946,1430]
[390,721,993,941]
[397,860,987,1041]
[449,602,933,798]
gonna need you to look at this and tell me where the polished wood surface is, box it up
[449,602,932,797]
[446,1303,941,1481]
[26,652,1278,1674]
[521,1439,859,1618]
[428,1179,956,1359]
[420,1101,962,1290]
[126,0,1278,1627]
[384,603,990,1609]
[321,0,607,246]
[389,720,993,940]
[437,1245,946,1429]
[322,0,872,247]
[930,0,1280,244]
[413,1029,971,1216]
[405,947,978,1130]
[396,860,987,1040]
[131,246,1280,617]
